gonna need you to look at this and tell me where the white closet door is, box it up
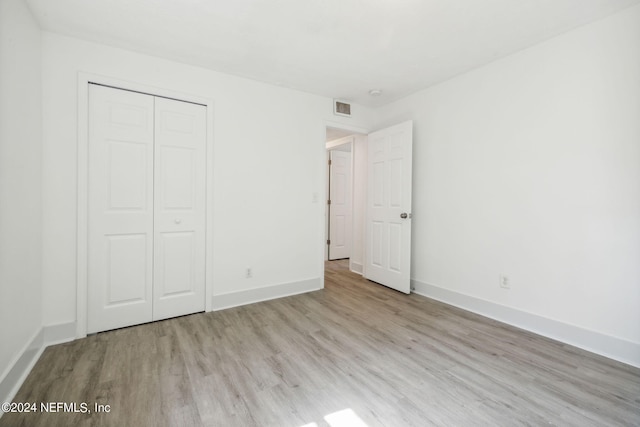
[152,97,207,321]
[87,85,155,333]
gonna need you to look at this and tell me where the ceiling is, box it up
[26,0,639,107]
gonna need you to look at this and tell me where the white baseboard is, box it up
[411,279,640,368]
[212,278,322,311]
[0,322,76,414]
[0,328,44,413]
[43,322,77,346]
[350,261,363,275]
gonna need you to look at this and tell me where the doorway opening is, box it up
[327,141,352,261]
[324,120,414,294]
[325,126,367,276]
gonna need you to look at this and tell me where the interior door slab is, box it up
[152,97,207,321]
[329,149,352,260]
[87,84,155,333]
[364,121,413,294]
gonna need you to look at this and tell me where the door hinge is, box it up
[327,239,331,245]
[327,199,331,205]
[328,159,332,166]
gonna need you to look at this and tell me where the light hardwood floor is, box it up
[2,260,639,426]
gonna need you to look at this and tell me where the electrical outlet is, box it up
[246,267,253,278]
[499,274,510,289]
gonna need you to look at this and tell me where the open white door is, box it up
[364,121,413,294]
[328,149,352,260]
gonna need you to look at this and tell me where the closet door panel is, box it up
[87,85,155,333]
[157,231,196,295]
[153,97,207,320]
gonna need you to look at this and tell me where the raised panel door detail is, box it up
[388,223,402,273]
[109,105,148,129]
[160,146,195,210]
[161,111,194,134]
[333,215,346,246]
[334,173,346,205]
[389,158,402,208]
[372,221,383,267]
[373,162,384,207]
[157,232,196,297]
[107,141,148,210]
[106,234,148,305]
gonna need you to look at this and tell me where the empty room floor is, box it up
[1,260,639,426]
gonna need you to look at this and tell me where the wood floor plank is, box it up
[2,259,639,426]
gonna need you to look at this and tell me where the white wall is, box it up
[41,33,374,326]
[376,5,640,365]
[0,0,43,385]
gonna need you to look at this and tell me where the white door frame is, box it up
[76,72,215,338]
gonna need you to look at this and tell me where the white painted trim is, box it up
[350,261,363,275]
[0,322,76,414]
[205,98,215,312]
[212,278,322,311]
[349,139,357,269]
[0,329,43,412]
[325,120,369,136]
[76,72,215,338]
[318,122,327,288]
[412,279,640,368]
[76,76,89,339]
[326,135,355,150]
[43,322,77,346]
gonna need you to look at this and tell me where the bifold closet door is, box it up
[88,85,155,333]
[152,97,206,321]
[87,84,206,333]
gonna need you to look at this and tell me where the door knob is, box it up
[400,213,408,219]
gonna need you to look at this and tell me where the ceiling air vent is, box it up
[333,99,351,117]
